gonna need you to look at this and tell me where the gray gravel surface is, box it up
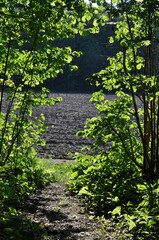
[33,93,97,159]
[23,181,119,240]
[32,93,119,160]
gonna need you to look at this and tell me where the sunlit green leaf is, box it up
[111,206,121,216]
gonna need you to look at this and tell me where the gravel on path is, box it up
[22,181,113,240]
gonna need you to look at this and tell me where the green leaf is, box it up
[137,184,147,191]
[66,55,73,63]
[111,206,121,216]
[136,63,143,70]
[109,36,114,44]
[71,171,78,178]
[138,199,149,208]
[78,187,92,196]
[124,214,136,230]
[94,9,99,15]
[142,40,150,46]
[128,220,136,231]
[93,19,98,27]
[82,16,86,22]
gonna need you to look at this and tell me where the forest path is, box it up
[25,94,118,239]
[23,181,113,240]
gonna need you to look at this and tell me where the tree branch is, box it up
[112,127,143,169]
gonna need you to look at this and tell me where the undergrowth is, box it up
[0,147,49,239]
[68,153,159,239]
[0,150,76,240]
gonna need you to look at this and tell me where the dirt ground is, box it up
[32,93,118,160]
[23,93,118,239]
[2,93,142,239]
[23,181,117,240]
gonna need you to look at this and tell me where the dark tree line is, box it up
[42,23,120,93]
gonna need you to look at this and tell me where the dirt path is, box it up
[23,182,109,240]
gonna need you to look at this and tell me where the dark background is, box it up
[42,24,120,93]
[1,22,120,93]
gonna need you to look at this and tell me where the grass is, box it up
[37,158,77,183]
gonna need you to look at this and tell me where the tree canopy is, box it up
[0,0,91,164]
[0,1,94,232]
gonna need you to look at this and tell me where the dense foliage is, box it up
[0,0,90,238]
[69,0,159,238]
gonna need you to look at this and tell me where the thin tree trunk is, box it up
[156,97,159,174]
[0,35,12,113]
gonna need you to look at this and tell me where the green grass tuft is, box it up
[37,158,77,183]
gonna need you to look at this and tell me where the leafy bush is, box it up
[0,210,47,240]
[69,150,141,215]
[69,91,143,213]
[0,148,49,209]
[0,147,50,239]
[69,152,159,238]
[0,0,89,220]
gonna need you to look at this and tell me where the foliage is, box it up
[112,180,159,239]
[0,147,49,239]
[0,0,91,238]
[69,151,142,214]
[0,0,87,166]
[69,151,159,238]
[0,0,86,199]
[0,0,103,168]
[0,210,47,240]
[0,147,48,207]
[69,0,159,238]
[88,0,159,180]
